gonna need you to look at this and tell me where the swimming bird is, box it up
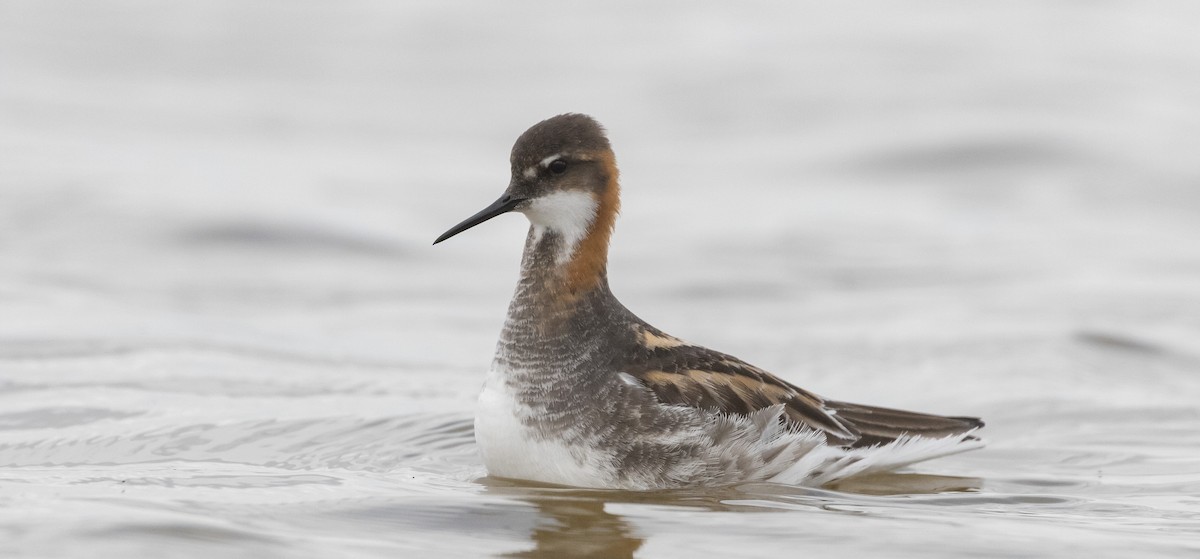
[434,114,983,490]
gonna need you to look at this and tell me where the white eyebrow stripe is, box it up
[539,153,564,167]
[523,166,537,179]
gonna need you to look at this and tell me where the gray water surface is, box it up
[2,2,1199,557]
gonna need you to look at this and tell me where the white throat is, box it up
[520,190,598,263]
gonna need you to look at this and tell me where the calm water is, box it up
[2,2,1199,557]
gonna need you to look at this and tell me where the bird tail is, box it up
[827,400,984,449]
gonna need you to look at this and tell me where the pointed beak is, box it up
[433,193,525,245]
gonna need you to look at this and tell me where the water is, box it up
[2,1,1199,557]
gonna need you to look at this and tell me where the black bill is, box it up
[433,194,525,245]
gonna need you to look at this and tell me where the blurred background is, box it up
[1,2,1198,558]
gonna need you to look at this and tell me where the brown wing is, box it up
[626,327,982,447]
[627,329,859,444]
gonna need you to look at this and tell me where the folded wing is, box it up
[625,333,982,448]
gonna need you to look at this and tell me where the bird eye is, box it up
[549,159,568,174]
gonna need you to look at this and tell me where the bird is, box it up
[434,113,983,490]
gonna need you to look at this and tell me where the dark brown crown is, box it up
[510,113,611,169]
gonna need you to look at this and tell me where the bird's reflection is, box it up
[480,479,748,558]
[481,472,981,558]
[499,495,642,559]
[827,472,982,495]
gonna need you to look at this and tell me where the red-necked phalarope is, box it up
[434,114,983,490]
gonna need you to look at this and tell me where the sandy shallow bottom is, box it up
[2,2,1200,557]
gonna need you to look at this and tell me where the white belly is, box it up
[474,367,615,488]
